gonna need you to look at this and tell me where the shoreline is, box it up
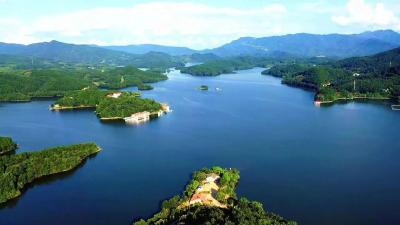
[317,96,391,105]
[50,105,96,111]
[0,146,101,204]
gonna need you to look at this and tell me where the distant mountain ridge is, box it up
[0,40,183,68]
[103,44,197,56]
[207,30,400,58]
[0,30,399,64]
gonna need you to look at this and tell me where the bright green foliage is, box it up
[180,56,328,77]
[54,88,109,107]
[91,66,167,89]
[54,89,160,119]
[0,69,90,101]
[133,167,296,225]
[96,93,161,118]
[262,64,310,78]
[180,58,255,76]
[264,48,400,102]
[0,143,100,203]
[0,137,17,155]
[0,55,167,102]
[137,83,154,90]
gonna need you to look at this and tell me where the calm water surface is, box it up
[0,68,399,225]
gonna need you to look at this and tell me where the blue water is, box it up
[0,68,399,225]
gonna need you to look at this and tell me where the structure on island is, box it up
[107,92,122,99]
[123,103,171,124]
[124,111,151,123]
[133,167,297,225]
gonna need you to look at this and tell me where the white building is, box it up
[124,111,151,123]
[107,92,122,99]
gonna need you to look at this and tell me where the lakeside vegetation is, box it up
[0,137,17,155]
[262,48,400,103]
[133,167,296,225]
[0,143,100,204]
[0,55,167,102]
[53,88,162,120]
[180,58,255,76]
[180,56,330,77]
[96,93,161,119]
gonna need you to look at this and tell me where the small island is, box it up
[0,142,101,204]
[199,85,209,91]
[51,88,170,124]
[137,83,154,91]
[133,167,296,225]
[0,136,18,155]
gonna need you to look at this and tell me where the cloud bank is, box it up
[0,2,288,49]
[332,0,400,30]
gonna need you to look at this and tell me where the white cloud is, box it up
[1,2,288,49]
[332,0,400,28]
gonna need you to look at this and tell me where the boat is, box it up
[391,105,400,111]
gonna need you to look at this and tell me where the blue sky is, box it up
[1,0,399,49]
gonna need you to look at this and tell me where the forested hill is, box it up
[103,44,196,56]
[334,47,400,74]
[263,47,400,102]
[209,30,400,58]
[0,41,183,69]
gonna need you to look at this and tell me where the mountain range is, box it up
[207,30,400,58]
[0,30,399,65]
[103,44,197,56]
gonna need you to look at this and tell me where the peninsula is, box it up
[0,142,101,204]
[133,167,296,225]
[0,136,17,155]
[262,48,400,105]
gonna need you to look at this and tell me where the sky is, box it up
[0,0,400,49]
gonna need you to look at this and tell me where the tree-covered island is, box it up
[0,136,18,155]
[0,142,101,204]
[133,167,297,225]
[52,88,170,123]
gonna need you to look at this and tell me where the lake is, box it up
[1,68,400,225]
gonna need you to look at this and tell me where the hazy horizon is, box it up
[1,0,400,49]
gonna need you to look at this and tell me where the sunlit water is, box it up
[0,68,399,225]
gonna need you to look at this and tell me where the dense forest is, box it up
[0,143,100,203]
[53,88,111,108]
[179,57,280,76]
[97,93,161,119]
[54,89,161,119]
[0,137,17,155]
[262,48,400,102]
[180,56,329,77]
[133,167,296,225]
[0,55,167,102]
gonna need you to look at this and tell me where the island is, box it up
[133,167,296,225]
[0,136,17,155]
[51,88,170,124]
[199,85,209,91]
[0,142,101,204]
